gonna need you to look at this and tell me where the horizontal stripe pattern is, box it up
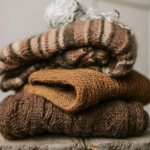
[0,18,137,79]
[43,28,58,58]
[13,39,34,60]
[9,44,24,62]
[30,34,45,58]
[74,20,87,47]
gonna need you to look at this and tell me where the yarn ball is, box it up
[44,0,105,28]
[44,0,86,28]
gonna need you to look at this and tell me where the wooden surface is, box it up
[0,125,149,150]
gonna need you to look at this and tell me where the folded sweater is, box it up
[0,93,148,140]
[0,18,137,91]
[23,69,150,112]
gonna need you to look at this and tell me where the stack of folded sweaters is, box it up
[0,5,150,140]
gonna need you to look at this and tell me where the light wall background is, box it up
[0,0,150,115]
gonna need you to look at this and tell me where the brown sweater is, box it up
[0,18,137,91]
[0,93,148,140]
[23,69,150,112]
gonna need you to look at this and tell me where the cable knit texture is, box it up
[23,69,150,112]
[0,18,137,91]
[0,93,148,140]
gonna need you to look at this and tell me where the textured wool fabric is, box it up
[0,48,108,92]
[23,69,150,112]
[0,18,137,91]
[0,93,149,140]
[0,61,57,91]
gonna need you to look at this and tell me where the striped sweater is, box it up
[0,18,137,91]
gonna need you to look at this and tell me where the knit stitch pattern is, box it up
[0,93,148,140]
[0,18,137,91]
[0,62,54,91]
[23,69,150,112]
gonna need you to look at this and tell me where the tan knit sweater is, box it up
[23,69,150,112]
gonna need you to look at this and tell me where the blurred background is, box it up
[0,0,150,115]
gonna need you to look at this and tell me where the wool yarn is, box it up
[0,18,137,92]
[44,0,133,35]
[44,0,86,28]
[23,69,150,112]
[0,93,148,140]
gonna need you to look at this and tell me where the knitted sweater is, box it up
[23,69,150,112]
[0,18,137,91]
[0,93,148,140]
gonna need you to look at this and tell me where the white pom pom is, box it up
[44,0,133,35]
[44,0,87,28]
